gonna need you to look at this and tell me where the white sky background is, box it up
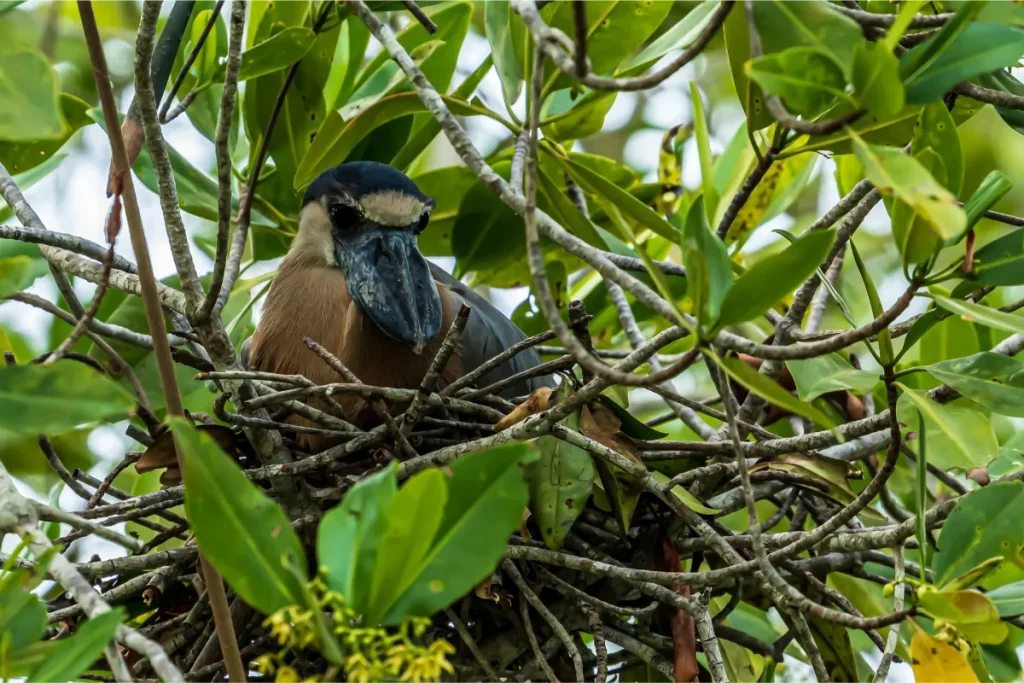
[0,8,924,679]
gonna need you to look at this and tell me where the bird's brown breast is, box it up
[249,257,462,451]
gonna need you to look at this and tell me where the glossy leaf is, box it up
[0,363,134,434]
[925,353,1024,418]
[917,587,1008,644]
[752,0,864,76]
[808,618,858,683]
[28,609,123,683]
[969,230,1024,286]
[0,51,63,140]
[318,466,397,615]
[379,443,535,624]
[0,255,33,297]
[934,481,1024,588]
[654,471,720,516]
[596,395,667,441]
[716,229,834,329]
[484,0,521,105]
[986,580,1024,617]
[717,355,835,428]
[851,133,966,242]
[543,89,617,143]
[681,197,731,332]
[896,385,998,473]
[0,578,45,650]
[690,82,718,223]
[722,3,772,130]
[557,154,677,241]
[173,419,307,616]
[528,408,594,551]
[747,47,852,117]
[934,296,1024,337]
[903,23,1024,104]
[235,27,315,82]
[629,1,718,68]
[0,94,90,176]
[852,41,904,118]
[452,164,523,279]
[786,354,879,402]
[367,469,447,624]
[295,93,508,190]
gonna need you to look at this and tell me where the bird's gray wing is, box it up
[429,262,556,399]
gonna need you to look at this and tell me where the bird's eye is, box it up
[329,203,359,232]
[415,212,430,234]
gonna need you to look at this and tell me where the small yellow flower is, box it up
[252,654,277,676]
[275,665,300,682]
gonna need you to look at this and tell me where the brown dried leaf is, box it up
[493,387,554,431]
[580,402,646,535]
[136,425,236,473]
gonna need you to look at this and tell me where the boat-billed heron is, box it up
[247,161,555,450]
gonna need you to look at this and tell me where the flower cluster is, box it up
[251,576,455,682]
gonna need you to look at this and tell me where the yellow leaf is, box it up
[911,629,978,682]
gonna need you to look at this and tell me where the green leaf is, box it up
[0,94,90,176]
[528,409,594,550]
[28,609,122,683]
[720,152,816,248]
[629,0,719,69]
[968,229,1024,286]
[409,165,477,256]
[0,51,63,140]
[188,10,219,87]
[913,102,964,194]
[544,0,672,89]
[852,41,905,118]
[722,2,773,131]
[716,229,834,329]
[318,466,397,615]
[851,132,966,243]
[690,82,718,223]
[746,47,852,118]
[485,0,522,105]
[542,89,617,142]
[0,577,46,650]
[924,352,1024,418]
[295,93,509,190]
[955,171,1013,248]
[934,481,1024,587]
[556,154,678,242]
[536,163,609,250]
[353,2,470,96]
[235,27,315,82]
[786,354,879,402]
[452,164,524,280]
[0,363,134,434]
[896,385,998,473]
[934,296,1024,337]
[380,443,535,624]
[329,15,370,108]
[716,354,835,428]
[986,580,1024,617]
[173,419,307,616]
[808,617,858,682]
[654,471,720,515]
[681,197,731,332]
[752,0,864,77]
[596,395,667,440]
[0,255,34,297]
[903,23,1024,104]
[917,586,1008,645]
[367,469,448,624]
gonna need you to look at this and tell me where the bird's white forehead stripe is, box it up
[358,190,425,226]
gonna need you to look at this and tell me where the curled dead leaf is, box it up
[493,387,554,431]
[136,424,238,487]
[580,402,647,535]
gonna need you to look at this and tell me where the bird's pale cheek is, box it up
[337,231,442,352]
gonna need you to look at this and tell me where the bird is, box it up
[245,161,555,451]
